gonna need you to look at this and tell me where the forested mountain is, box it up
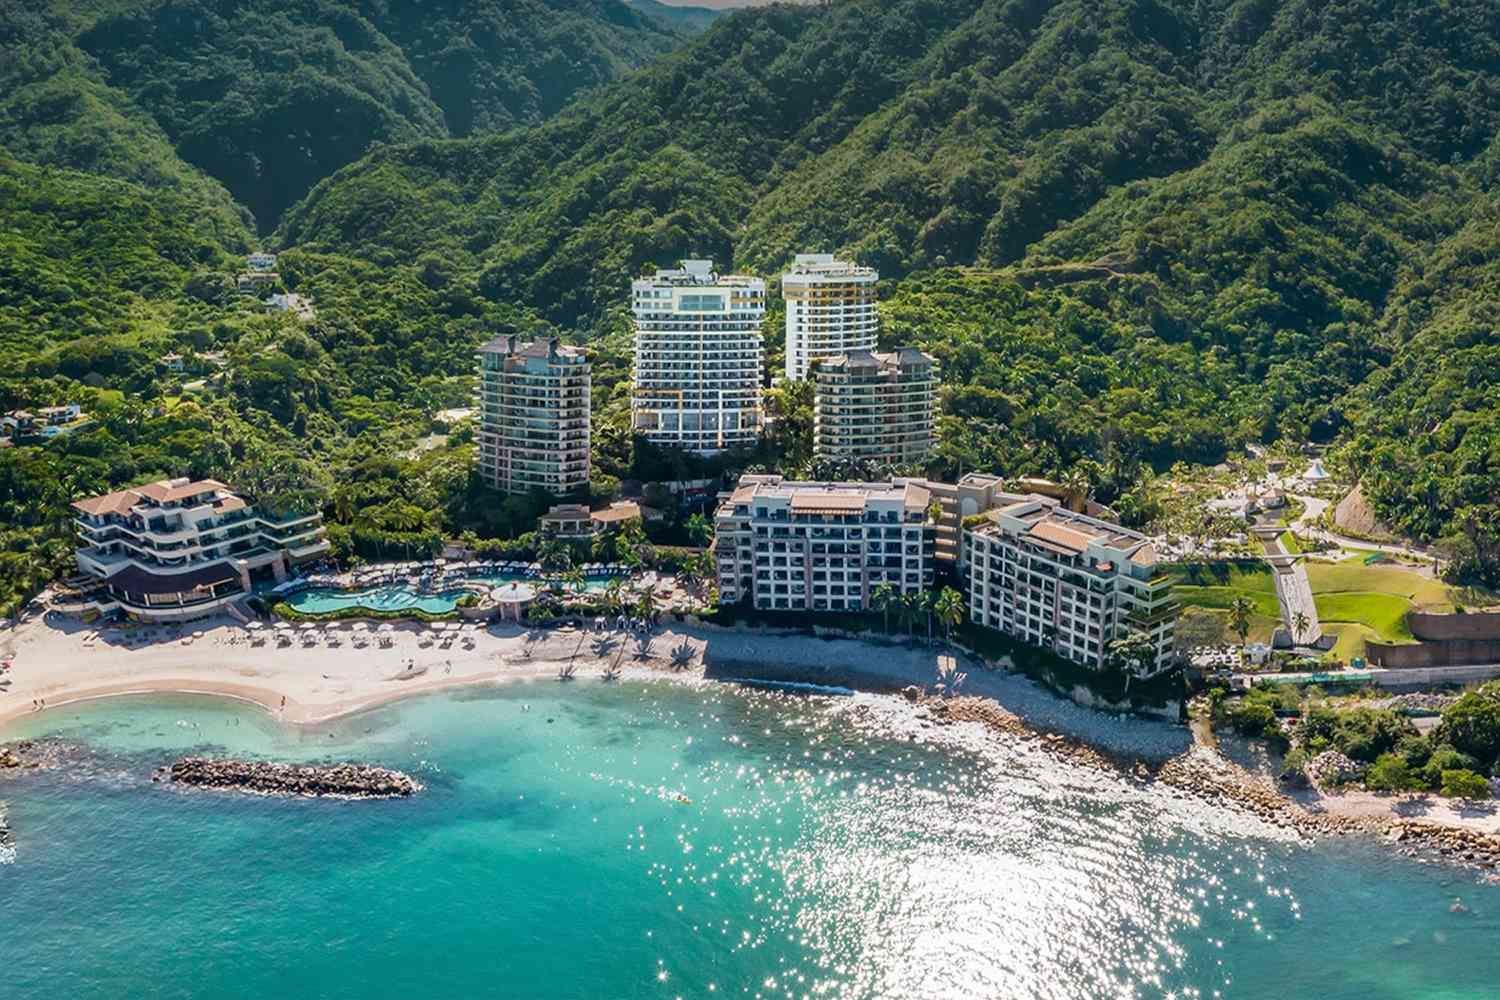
[275,0,1499,581]
[2,0,688,229]
[624,0,723,34]
[2,0,1499,615]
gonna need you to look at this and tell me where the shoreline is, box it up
[4,613,1500,873]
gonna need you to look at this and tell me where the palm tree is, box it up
[872,582,897,633]
[1227,595,1254,646]
[684,512,712,548]
[917,590,935,644]
[933,587,965,645]
[590,528,618,564]
[537,537,573,574]
[604,577,627,617]
[563,566,586,593]
[899,591,923,638]
[1060,467,1091,513]
[1291,610,1311,646]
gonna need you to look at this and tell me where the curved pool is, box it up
[282,573,616,616]
[284,586,477,616]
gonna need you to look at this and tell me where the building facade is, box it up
[813,348,938,465]
[477,336,590,495]
[713,475,935,612]
[631,260,765,454]
[70,478,329,622]
[781,254,879,382]
[964,496,1178,676]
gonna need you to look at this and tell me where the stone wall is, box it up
[1366,639,1500,668]
[1408,610,1500,642]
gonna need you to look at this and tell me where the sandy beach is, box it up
[4,610,1500,851]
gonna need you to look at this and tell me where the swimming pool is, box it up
[283,586,477,616]
[281,573,616,616]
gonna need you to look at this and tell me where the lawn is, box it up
[1313,592,1414,641]
[1172,585,1279,619]
[1305,560,1454,609]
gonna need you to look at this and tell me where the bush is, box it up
[1439,769,1491,800]
[1227,701,1281,741]
[1434,692,1500,774]
[1421,746,1478,789]
[1297,706,1416,764]
[1365,753,1415,793]
[1440,773,1488,803]
[1279,746,1310,786]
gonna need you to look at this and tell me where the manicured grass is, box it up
[1321,623,1382,662]
[1278,530,1301,555]
[1314,592,1414,641]
[1173,585,1279,619]
[1304,562,1452,608]
[1168,563,1276,593]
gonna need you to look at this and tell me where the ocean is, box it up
[1,681,1497,999]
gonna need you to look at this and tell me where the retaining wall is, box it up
[1366,638,1500,668]
[1408,610,1500,642]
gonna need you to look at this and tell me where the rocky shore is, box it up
[906,689,1500,878]
[165,757,421,799]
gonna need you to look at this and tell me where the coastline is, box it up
[4,612,1500,873]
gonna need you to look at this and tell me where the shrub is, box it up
[1439,769,1491,800]
[1434,692,1500,774]
[1226,701,1280,741]
[1279,746,1310,786]
[1365,753,1415,793]
[1421,746,1477,789]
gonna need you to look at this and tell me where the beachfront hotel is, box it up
[781,254,879,382]
[476,335,591,495]
[631,260,765,454]
[69,478,329,622]
[712,475,935,611]
[964,496,1178,676]
[812,348,938,465]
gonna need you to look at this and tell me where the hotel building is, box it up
[70,478,328,622]
[477,335,590,495]
[813,348,938,465]
[631,260,765,454]
[964,496,1178,676]
[781,254,879,382]
[713,475,935,612]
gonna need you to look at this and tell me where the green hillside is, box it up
[2,0,1499,618]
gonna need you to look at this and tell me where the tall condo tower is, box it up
[781,253,879,382]
[476,335,591,495]
[631,259,766,455]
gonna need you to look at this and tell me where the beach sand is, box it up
[4,612,1499,844]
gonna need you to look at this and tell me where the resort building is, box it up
[781,254,879,382]
[476,335,591,496]
[812,348,938,465]
[70,477,329,622]
[537,501,659,539]
[631,260,765,454]
[918,473,1020,568]
[713,475,935,612]
[246,252,278,272]
[964,496,1178,676]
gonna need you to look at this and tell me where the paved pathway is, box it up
[1261,532,1322,645]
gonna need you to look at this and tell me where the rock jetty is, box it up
[167,757,420,799]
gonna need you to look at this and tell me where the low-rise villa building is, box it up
[538,501,659,538]
[713,475,935,612]
[70,478,329,622]
[812,348,938,465]
[964,496,1178,676]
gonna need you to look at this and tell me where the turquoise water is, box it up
[2,683,1498,999]
[286,574,612,615]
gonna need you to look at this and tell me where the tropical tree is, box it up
[538,536,573,573]
[1060,467,1091,512]
[604,577,627,616]
[933,587,965,645]
[563,566,586,593]
[1227,595,1255,646]
[1291,610,1311,646]
[872,582,897,633]
[1108,632,1158,678]
[684,512,712,547]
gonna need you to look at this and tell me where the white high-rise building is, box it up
[781,253,879,382]
[631,259,765,454]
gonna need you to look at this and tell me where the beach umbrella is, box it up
[378,623,394,632]
[300,622,318,631]
[275,622,293,631]
[245,621,263,630]
[351,622,369,632]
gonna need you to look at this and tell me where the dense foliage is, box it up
[3,0,1500,620]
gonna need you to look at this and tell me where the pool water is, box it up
[283,573,614,616]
